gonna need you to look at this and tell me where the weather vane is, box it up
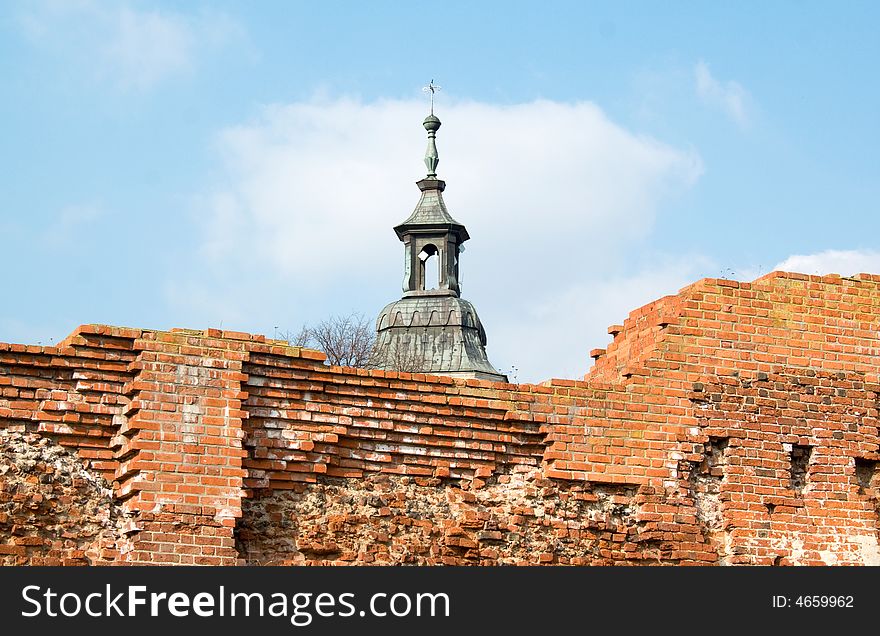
[422,79,441,114]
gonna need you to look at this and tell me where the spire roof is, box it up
[394,111,469,241]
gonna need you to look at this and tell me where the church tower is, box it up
[372,88,506,382]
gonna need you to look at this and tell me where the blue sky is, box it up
[1,1,878,382]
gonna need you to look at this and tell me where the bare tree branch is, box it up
[368,340,424,373]
[282,313,376,368]
[278,326,311,348]
[283,312,440,374]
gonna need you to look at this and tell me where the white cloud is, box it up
[199,98,702,279]
[18,1,243,90]
[176,96,703,382]
[773,249,880,276]
[695,61,750,129]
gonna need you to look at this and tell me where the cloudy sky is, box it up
[2,1,879,382]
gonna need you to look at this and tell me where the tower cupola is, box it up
[372,82,505,382]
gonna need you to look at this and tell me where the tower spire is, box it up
[421,80,442,178]
[371,84,506,382]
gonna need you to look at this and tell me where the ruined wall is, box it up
[0,326,265,564]
[585,271,880,564]
[236,350,712,564]
[1,272,879,565]
[0,431,122,565]
[236,473,705,565]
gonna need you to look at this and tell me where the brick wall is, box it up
[1,271,878,565]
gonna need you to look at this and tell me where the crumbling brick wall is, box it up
[236,473,708,565]
[583,271,880,564]
[1,272,879,565]
[0,326,261,564]
[0,431,123,565]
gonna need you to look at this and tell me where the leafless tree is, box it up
[285,326,312,348]
[280,311,428,373]
[281,313,376,368]
[368,339,424,373]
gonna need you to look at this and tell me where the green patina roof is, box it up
[394,114,469,240]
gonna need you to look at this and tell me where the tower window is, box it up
[418,244,440,290]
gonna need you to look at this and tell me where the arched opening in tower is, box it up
[419,244,440,290]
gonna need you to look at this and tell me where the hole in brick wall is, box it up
[854,458,879,495]
[689,437,729,553]
[586,484,638,527]
[790,445,812,494]
[765,502,776,515]
[702,437,729,476]
[772,555,783,566]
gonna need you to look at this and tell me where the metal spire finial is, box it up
[421,80,442,178]
[422,79,441,115]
